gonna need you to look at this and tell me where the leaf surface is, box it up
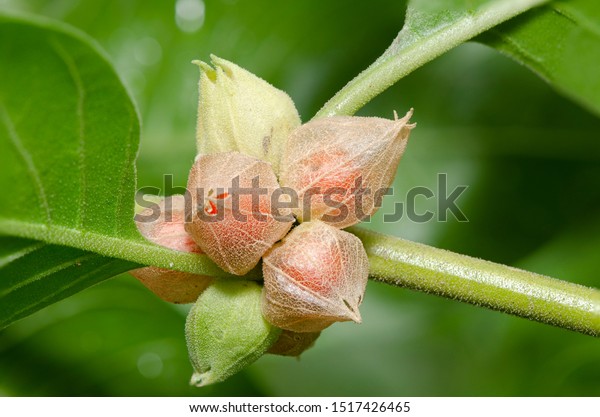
[0,236,136,328]
[479,0,600,116]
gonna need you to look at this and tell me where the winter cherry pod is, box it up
[261,220,369,333]
[185,151,294,275]
[279,111,415,229]
[130,195,212,304]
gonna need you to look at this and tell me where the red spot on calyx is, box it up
[204,191,231,216]
[205,200,218,215]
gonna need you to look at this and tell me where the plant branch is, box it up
[315,0,549,118]
[0,218,238,279]
[350,227,600,337]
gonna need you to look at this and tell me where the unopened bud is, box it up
[194,55,301,173]
[185,280,281,387]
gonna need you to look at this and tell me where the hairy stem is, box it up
[350,227,600,337]
[315,0,548,118]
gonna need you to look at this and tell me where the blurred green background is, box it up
[1,0,599,396]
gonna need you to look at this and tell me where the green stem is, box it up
[350,227,600,337]
[315,0,548,118]
[314,0,600,336]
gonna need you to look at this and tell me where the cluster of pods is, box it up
[131,56,415,386]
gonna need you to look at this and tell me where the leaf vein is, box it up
[0,103,52,224]
[0,253,94,297]
[2,258,120,327]
[50,39,87,230]
[113,107,136,234]
[0,241,45,268]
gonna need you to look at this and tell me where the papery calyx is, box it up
[261,220,369,333]
[280,110,415,229]
[185,151,294,275]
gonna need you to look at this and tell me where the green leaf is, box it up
[478,0,600,116]
[0,12,227,274]
[316,0,549,117]
[0,236,136,329]
[0,13,227,327]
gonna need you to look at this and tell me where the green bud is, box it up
[193,55,301,174]
[185,280,281,387]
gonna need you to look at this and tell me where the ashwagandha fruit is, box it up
[130,195,212,304]
[194,55,301,173]
[279,110,415,229]
[185,151,294,275]
[267,330,321,357]
[185,280,281,387]
[261,220,369,333]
